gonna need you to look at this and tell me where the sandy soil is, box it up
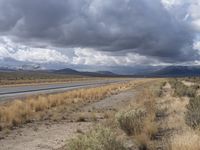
[82,90,137,112]
[0,122,93,150]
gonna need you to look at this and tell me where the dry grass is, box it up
[164,97,189,130]
[169,79,198,97]
[64,78,200,150]
[135,88,158,149]
[115,82,162,149]
[171,131,200,150]
[165,78,200,149]
[0,71,92,86]
[67,127,126,150]
[64,79,160,150]
[75,112,98,122]
[0,81,133,129]
[185,95,200,128]
[116,108,146,136]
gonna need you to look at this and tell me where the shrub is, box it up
[185,87,197,97]
[185,96,200,128]
[169,79,178,89]
[190,84,200,90]
[67,127,126,150]
[169,79,196,97]
[116,108,146,136]
[154,87,163,97]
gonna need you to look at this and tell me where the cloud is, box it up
[0,37,69,63]
[188,1,200,31]
[162,0,200,31]
[72,48,163,66]
[0,0,199,66]
[11,48,69,63]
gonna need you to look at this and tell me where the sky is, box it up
[0,0,200,72]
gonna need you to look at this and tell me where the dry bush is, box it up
[171,132,200,150]
[0,82,132,129]
[133,117,158,150]
[116,86,158,137]
[143,117,158,139]
[143,95,158,140]
[116,108,146,136]
[176,83,196,97]
[169,79,197,97]
[185,77,200,84]
[191,84,200,90]
[75,112,98,122]
[154,81,166,97]
[115,83,161,150]
[169,78,178,89]
[185,96,200,128]
[67,127,126,150]
[134,133,156,150]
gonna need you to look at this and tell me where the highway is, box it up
[0,79,132,101]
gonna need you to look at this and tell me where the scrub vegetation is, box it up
[169,78,200,150]
[0,81,133,130]
[0,71,90,86]
[2,77,200,150]
[66,78,200,150]
[68,127,126,150]
[66,80,162,150]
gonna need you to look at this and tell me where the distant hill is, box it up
[0,66,119,77]
[149,66,200,77]
[3,65,200,77]
[0,67,15,72]
[54,68,118,77]
[96,71,118,76]
[53,68,80,75]
[0,64,42,72]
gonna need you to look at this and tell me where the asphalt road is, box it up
[0,79,132,101]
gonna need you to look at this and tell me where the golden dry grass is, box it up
[135,88,159,149]
[67,80,162,150]
[164,79,200,150]
[115,82,162,149]
[171,131,200,150]
[0,81,133,129]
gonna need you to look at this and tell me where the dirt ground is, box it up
[0,122,93,150]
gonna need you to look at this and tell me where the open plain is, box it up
[1,77,200,149]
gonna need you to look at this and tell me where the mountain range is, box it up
[147,66,200,77]
[53,68,118,77]
[1,65,200,77]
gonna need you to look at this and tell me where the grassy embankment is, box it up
[0,81,135,130]
[169,78,200,149]
[66,78,200,150]
[66,80,165,150]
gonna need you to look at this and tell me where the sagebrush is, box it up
[67,127,126,150]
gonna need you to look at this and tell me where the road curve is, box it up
[0,79,132,101]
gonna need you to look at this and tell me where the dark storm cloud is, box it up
[0,0,197,63]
